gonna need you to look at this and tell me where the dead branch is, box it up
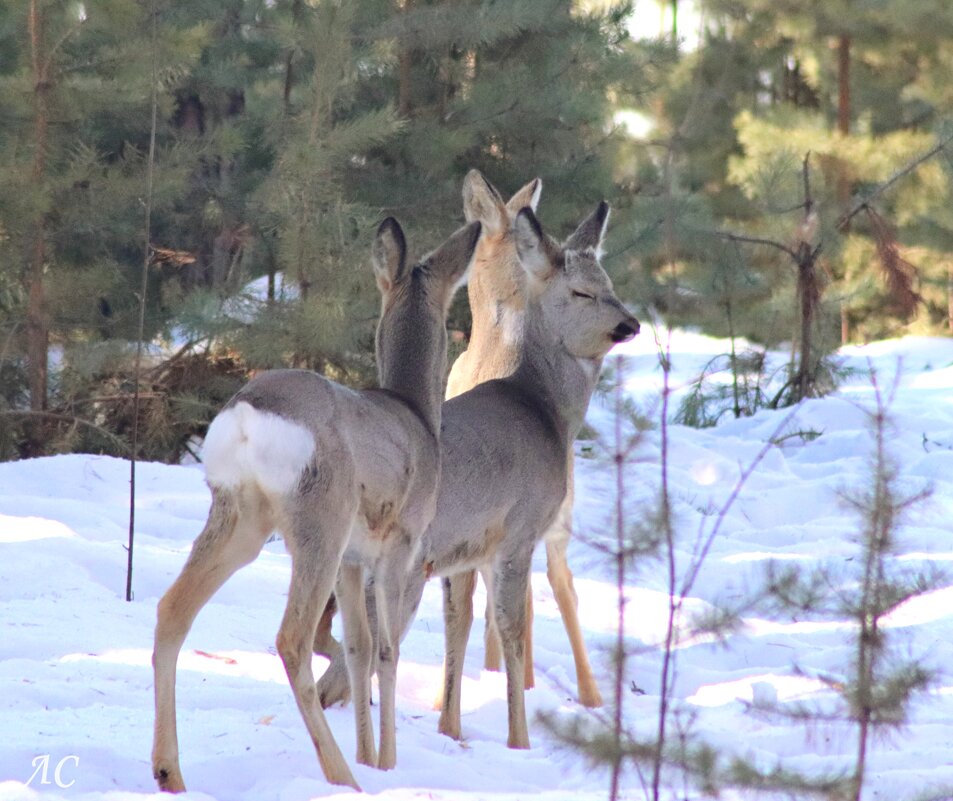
[837,131,953,232]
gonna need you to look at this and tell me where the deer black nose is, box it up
[610,319,639,343]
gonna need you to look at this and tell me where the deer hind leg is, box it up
[335,561,377,769]
[492,549,533,750]
[523,582,535,690]
[152,488,272,793]
[313,593,340,658]
[277,512,359,790]
[545,494,603,707]
[373,540,415,770]
[437,570,477,741]
[314,595,352,709]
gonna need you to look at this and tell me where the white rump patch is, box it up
[203,401,316,495]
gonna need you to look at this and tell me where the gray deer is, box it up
[317,200,637,748]
[447,170,605,708]
[151,217,481,792]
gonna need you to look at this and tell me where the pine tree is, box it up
[342,0,642,338]
[700,0,953,343]
[761,374,938,800]
[0,0,174,455]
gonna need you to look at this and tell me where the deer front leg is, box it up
[492,553,533,750]
[544,476,603,707]
[480,567,503,672]
[523,582,535,690]
[152,490,270,793]
[545,535,603,708]
[484,569,534,690]
[437,570,477,741]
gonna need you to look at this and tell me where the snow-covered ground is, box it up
[2,331,952,801]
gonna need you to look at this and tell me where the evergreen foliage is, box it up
[623,0,953,421]
[0,0,641,460]
[2,0,953,455]
[760,373,940,800]
[545,351,940,800]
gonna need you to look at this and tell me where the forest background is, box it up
[3,0,953,461]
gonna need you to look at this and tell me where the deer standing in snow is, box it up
[151,217,481,792]
[446,170,605,708]
[316,172,610,711]
[421,201,637,747]
[316,198,637,747]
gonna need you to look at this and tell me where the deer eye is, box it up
[571,289,594,300]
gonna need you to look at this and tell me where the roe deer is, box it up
[449,169,604,708]
[151,217,481,792]
[316,200,637,746]
[419,202,637,748]
[314,173,608,710]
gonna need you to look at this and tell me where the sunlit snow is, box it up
[2,329,952,799]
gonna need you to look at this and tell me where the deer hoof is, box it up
[153,763,186,793]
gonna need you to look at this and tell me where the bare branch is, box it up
[708,229,798,260]
[837,132,953,231]
[127,0,160,603]
[1,409,128,451]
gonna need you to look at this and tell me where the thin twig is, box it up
[1,409,128,450]
[651,327,675,801]
[679,407,799,599]
[609,353,626,801]
[127,0,159,603]
[707,229,798,260]
[837,131,953,232]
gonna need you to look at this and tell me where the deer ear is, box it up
[505,177,542,216]
[513,207,555,283]
[372,217,407,292]
[462,169,506,235]
[428,220,482,289]
[565,201,610,254]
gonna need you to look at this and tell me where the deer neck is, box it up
[375,282,446,436]
[465,250,527,374]
[509,300,600,445]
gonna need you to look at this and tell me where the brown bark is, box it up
[794,245,819,401]
[837,35,851,138]
[397,0,413,117]
[793,156,820,403]
[26,0,50,448]
[837,34,852,345]
[948,266,953,332]
[282,0,303,113]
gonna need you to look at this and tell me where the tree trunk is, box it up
[397,0,414,117]
[26,0,50,450]
[837,33,852,345]
[795,247,817,402]
[283,0,302,114]
[948,265,953,332]
[837,35,851,138]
